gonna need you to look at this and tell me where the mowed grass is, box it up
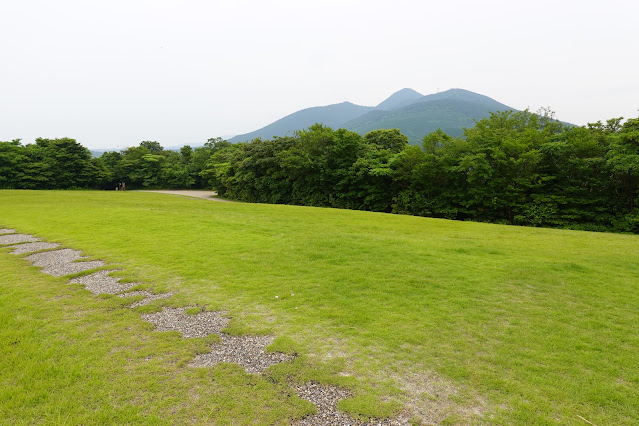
[1,190,639,424]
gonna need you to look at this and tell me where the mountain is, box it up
[345,89,514,141]
[229,88,517,144]
[376,88,424,110]
[229,102,373,142]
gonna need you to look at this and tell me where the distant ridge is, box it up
[229,88,517,144]
[229,102,373,142]
[345,89,514,141]
[376,88,424,110]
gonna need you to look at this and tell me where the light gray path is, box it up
[26,248,105,277]
[138,190,233,202]
[0,234,40,245]
[11,242,61,254]
[190,334,294,374]
[119,290,173,308]
[293,382,408,425]
[69,270,136,295]
[142,307,230,338]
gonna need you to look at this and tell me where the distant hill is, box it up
[229,88,517,144]
[375,88,424,111]
[229,102,373,142]
[345,89,514,141]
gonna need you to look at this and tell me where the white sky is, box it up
[1,0,638,149]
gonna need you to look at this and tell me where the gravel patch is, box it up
[293,382,409,426]
[10,242,61,255]
[27,248,83,264]
[69,270,137,294]
[0,233,41,245]
[25,248,105,276]
[142,307,229,338]
[0,228,16,234]
[119,290,173,307]
[43,260,106,277]
[189,334,294,374]
[293,382,357,425]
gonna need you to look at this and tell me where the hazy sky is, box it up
[2,0,638,149]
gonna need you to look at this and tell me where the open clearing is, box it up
[1,190,638,424]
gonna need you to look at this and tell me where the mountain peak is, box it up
[376,88,424,111]
[422,88,503,105]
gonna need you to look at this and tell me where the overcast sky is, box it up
[2,0,638,149]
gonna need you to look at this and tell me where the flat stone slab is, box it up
[190,334,294,374]
[0,234,40,245]
[119,290,173,307]
[69,270,136,294]
[142,307,229,338]
[25,249,105,276]
[0,228,16,235]
[10,242,61,255]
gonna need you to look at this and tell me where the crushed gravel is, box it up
[0,228,16,234]
[10,242,61,255]
[27,248,83,264]
[142,307,229,338]
[189,334,294,374]
[25,248,105,276]
[293,382,357,425]
[69,270,137,294]
[0,233,41,245]
[119,290,173,307]
[293,382,409,426]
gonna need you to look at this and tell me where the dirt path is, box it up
[137,190,233,202]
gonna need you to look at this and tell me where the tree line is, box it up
[0,137,231,191]
[1,110,638,233]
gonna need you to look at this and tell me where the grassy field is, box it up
[1,190,638,424]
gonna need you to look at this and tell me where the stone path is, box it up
[26,248,105,276]
[69,270,138,295]
[0,227,406,425]
[138,190,234,202]
[119,290,173,308]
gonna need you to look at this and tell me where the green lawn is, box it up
[1,190,638,424]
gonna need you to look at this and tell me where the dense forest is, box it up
[1,110,638,233]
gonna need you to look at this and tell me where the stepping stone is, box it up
[10,242,61,255]
[119,290,173,307]
[0,234,40,245]
[69,270,137,295]
[293,382,356,426]
[142,307,229,338]
[189,334,294,374]
[0,228,16,235]
[293,382,409,426]
[26,248,83,264]
[25,248,105,276]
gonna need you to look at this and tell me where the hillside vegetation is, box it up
[1,190,638,424]
[205,111,639,233]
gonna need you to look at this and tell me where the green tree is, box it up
[139,141,164,153]
[364,129,408,153]
[0,140,28,189]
